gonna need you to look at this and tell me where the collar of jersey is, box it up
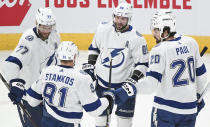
[168,36,182,41]
[33,27,40,38]
[58,65,73,68]
[112,24,133,33]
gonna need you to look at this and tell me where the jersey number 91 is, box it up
[43,83,69,107]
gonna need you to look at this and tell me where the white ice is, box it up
[0,51,210,127]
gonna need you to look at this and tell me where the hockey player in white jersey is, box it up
[4,7,60,127]
[109,11,207,127]
[83,2,148,127]
[23,41,113,127]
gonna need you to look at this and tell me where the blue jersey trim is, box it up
[88,44,100,54]
[96,75,123,88]
[169,36,181,41]
[58,65,73,68]
[33,27,40,38]
[83,99,102,112]
[196,64,206,76]
[10,78,26,84]
[135,62,149,67]
[154,96,197,109]
[27,88,43,100]
[126,25,133,32]
[146,71,162,82]
[47,52,55,66]
[5,56,23,70]
[45,101,83,119]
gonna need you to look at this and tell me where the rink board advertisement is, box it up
[0,0,210,51]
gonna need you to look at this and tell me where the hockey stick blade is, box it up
[198,82,210,103]
[0,73,38,127]
[200,46,208,57]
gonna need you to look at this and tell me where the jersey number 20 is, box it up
[43,83,68,107]
[170,56,195,87]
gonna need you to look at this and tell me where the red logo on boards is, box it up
[0,0,31,26]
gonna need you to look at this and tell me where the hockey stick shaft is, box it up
[200,46,208,57]
[198,82,210,103]
[0,73,38,127]
[197,46,208,103]
[106,58,112,127]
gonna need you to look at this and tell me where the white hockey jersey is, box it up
[88,22,149,88]
[26,65,109,123]
[137,35,207,114]
[1,27,60,89]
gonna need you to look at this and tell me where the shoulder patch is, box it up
[25,35,34,41]
[136,31,142,37]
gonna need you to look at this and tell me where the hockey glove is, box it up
[103,82,137,106]
[197,94,205,115]
[8,79,26,104]
[82,63,96,81]
[115,81,137,106]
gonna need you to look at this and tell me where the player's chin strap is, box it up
[0,73,39,127]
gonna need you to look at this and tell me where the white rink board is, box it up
[0,51,210,127]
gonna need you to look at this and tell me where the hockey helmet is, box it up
[57,41,79,61]
[113,2,133,25]
[151,14,176,39]
[36,7,56,26]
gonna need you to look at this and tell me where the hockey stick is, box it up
[200,46,208,57]
[106,56,112,127]
[197,46,209,103]
[198,82,210,103]
[0,73,38,127]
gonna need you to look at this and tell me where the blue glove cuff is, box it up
[10,78,26,85]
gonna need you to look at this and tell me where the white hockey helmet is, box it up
[151,14,176,39]
[151,9,175,30]
[113,2,133,25]
[36,7,56,26]
[152,9,175,20]
[57,41,79,61]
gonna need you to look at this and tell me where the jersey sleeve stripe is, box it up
[27,88,43,100]
[88,44,100,54]
[135,62,149,67]
[196,64,206,76]
[47,52,55,66]
[82,99,102,112]
[45,101,83,119]
[146,71,162,82]
[154,96,197,109]
[5,56,23,69]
